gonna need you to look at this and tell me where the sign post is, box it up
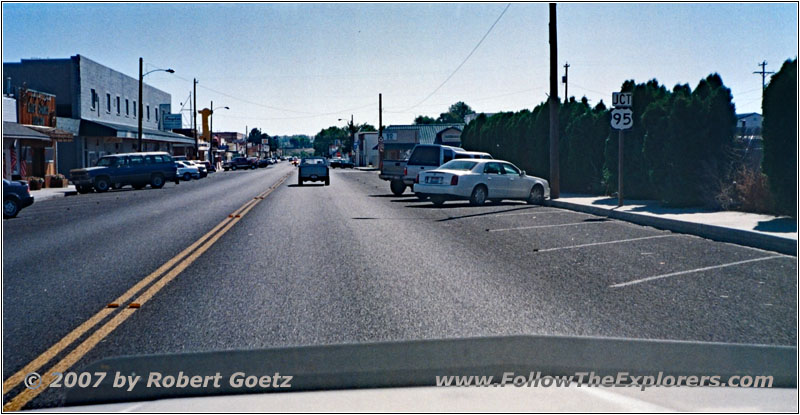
[611,92,633,207]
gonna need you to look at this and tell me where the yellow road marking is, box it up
[3,172,290,410]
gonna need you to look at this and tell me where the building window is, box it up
[125,99,129,116]
[116,96,120,115]
[146,105,150,121]
[90,89,97,110]
[106,93,111,113]
[155,108,159,122]
[133,101,136,117]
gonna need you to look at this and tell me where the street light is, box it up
[137,57,174,152]
[338,114,355,159]
[209,102,229,162]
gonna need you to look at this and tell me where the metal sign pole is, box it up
[618,129,624,207]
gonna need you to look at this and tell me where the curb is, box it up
[546,199,798,256]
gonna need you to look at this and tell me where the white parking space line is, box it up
[488,220,614,232]
[536,234,676,253]
[609,256,789,288]
[495,209,589,217]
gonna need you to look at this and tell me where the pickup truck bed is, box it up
[379,159,407,195]
[298,158,330,186]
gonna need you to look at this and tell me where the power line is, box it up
[401,3,511,112]
[168,72,316,115]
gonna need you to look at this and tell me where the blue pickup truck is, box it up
[69,152,179,193]
[298,157,330,186]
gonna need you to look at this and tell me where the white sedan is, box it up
[175,161,200,181]
[413,159,550,206]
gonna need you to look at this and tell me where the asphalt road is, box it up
[2,163,797,408]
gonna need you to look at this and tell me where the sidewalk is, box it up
[547,193,797,256]
[29,185,77,202]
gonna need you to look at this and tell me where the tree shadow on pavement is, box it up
[754,217,797,233]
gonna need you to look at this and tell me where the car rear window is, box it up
[408,146,439,166]
[439,160,477,171]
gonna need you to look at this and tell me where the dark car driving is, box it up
[223,157,256,171]
[69,152,178,193]
[3,179,34,218]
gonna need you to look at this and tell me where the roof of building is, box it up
[737,112,762,119]
[88,120,196,144]
[2,121,51,141]
[383,124,465,145]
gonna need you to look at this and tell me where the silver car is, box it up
[413,159,550,206]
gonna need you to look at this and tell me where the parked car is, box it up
[185,160,208,178]
[329,158,343,168]
[201,160,216,173]
[339,158,355,169]
[298,157,330,186]
[413,159,549,206]
[69,152,179,193]
[223,157,257,171]
[257,158,271,168]
[3,179,34,218]
[175,161,201,181]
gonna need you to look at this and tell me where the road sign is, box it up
[612,92,632,108]
[610,108,633,130]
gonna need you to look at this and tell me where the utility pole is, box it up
[548,3,560,199]
[754,60,774,96]
[137,57,143,152]
[378,93,383,170]
[562,62,570,102]
[193,78,198,160]
[209,100,213,163]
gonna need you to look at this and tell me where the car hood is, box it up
[64,335,795,407]
[70,166,107,174]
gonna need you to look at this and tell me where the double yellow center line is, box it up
[3,172,291,411]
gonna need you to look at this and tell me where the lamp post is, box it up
[209,102,229,163]
[338,114,354,159]
[137,57,174,152]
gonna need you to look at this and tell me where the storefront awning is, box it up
[82,120,196,145]
[24,125,74,142]
[3,122,51,142]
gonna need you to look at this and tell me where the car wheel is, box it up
[390,180,406,196]
[527,184,544,205]
[325,177,330,186]
[431,196,446,206]
[469,185,487,206]
[231,165,237,171]
[3,198,20,218]
[183,172,191,181]
[76,185,92,194]
[94,177,110,193]
[150,174,165,188]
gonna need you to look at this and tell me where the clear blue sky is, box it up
[3,2,797,136]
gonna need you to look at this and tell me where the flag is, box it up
[20,146,27,177]
[9,144,17,174]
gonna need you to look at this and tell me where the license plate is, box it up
[427,177,442,184]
